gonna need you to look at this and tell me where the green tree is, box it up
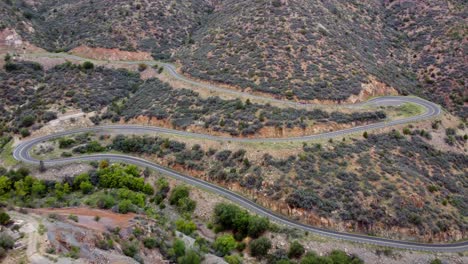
[247,215,269,238]
[0,176,11,196]
[14,180,28,198]
[249,237,271,258]
[31,180,46,197]
[54,182,65,200]
[79,181,94,194]
[232,210,250,236]
[169,185,190,205]
[213,234,237,256]
[118,199,133,214]
[288,241,305,259]
[73,173,91,190]
[214,203,242,230]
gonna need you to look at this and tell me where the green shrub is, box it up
[96,239,114,250]
[176,218,197,235]
[122,241,139,257]
[169,185,190,205]
[58,138,76,148]
[67,245,80,259]
[224,254,242,264]
[0,212,10,225]
[177,250,201,264]
[118,199,133,214]
[214,234,237,256]
[329,250,363,264]
[288,241,305,259]
[20,115,35,127]
[170,185,196,213]
[363,131,368,138]
[0,232,14,249]
[20,128,30,137]
[247,215,269,238]
[138,64,148,72]
[80,181,93,194]
[82,61,94,70]
[177,197,196,213]
[173,239,186,257]
[236,242,246,251]
[96,194,116,209]
[143,237,159,249]
[249,237,271,258]
[68,214,78,222]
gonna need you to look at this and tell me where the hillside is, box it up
[1,0,466,117]
[0,0,213,59]
[177,0,413,102]
[384,0,467,117]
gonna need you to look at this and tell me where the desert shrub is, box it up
[224,254,242,264]
[247,215,269,238]
[58,138,76,149]
[81,61,94,70]
[288,241,305,259]
[118,199,134,214]
[96,238,114,250]
[122,241,139,257]
[214,234,237,256]
[143,237,159,249]
[0,212,10,226]
[176,218,197,235]
[169,185,196,212]
[173,239,186,257]
[249,237,271,258]
[68,214,78,222]
[138,63,148,72]
[178,250,201,264]
[20,128,30,137]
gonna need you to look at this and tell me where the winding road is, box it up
[12,53,468,252]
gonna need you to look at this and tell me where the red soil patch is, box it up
[70,45,153,61]
[31,207,137,232]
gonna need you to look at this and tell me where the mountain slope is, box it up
[177,0,415,102]
[1,0,466,117]
[384,0,467,118]
[1,0,213,58]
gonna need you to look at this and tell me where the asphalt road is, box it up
[13,53,468,252]
[13,98,468,252]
